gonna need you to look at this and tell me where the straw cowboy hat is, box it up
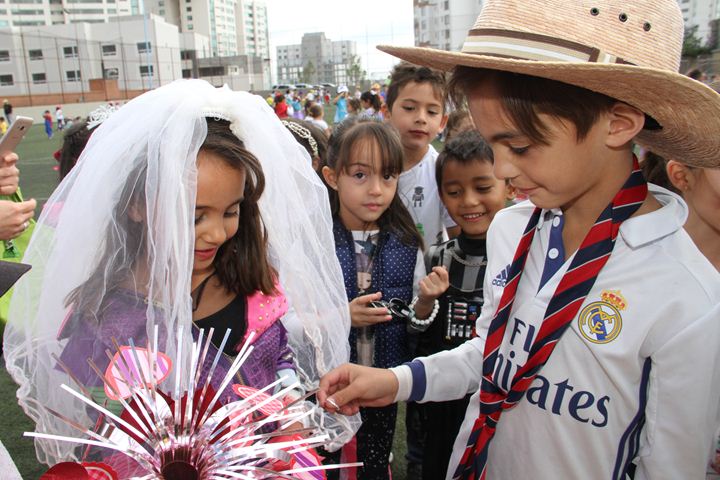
[379,0,720,168]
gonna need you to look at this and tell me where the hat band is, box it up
[462,28,635,65]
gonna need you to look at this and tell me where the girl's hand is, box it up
[418,266,449,302]
[349,292,391,328]
[415,266,449,319]
[318,363,398,416]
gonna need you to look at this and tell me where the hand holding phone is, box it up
[0,116,32,195]
[0,116,33,158]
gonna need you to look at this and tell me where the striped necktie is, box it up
[453,158,648,480]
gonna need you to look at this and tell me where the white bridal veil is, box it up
[3,79,357,465]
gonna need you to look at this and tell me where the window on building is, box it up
[186,6,191,11]
[137,41,152,54]
[104,67,119,79]
[32,73,46,84]
[102,44,117,56]
[63,45,78,58]
[28,49,43,60]
[0,74,12,86]
[187,24,193,30]
[444,0,449,8]
[198,66,224,76]
[0,50,10,62]
[182,69,192,78]
[187,15,192,20]
[140,65,154,77]
[66,70,81,82]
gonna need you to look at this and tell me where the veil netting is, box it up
[2,79,358,465]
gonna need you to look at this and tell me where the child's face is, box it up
[440,158,514,239]
[386,81,448,154]
[322,141,398,230]
[468,82,610,211]
[193,150,245,278]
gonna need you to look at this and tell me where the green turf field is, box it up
[0,120,415,479]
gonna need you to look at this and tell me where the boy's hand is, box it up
[349,292,392,328]
[0,153,20,196]
[318,363,398,416]
[415,266,449,319]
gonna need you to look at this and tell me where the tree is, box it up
[346,54,366,87]
[682,25,712,58]
[302,61,316,84]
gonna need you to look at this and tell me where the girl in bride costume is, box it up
[3,79,358,472]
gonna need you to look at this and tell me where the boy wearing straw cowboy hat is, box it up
[318,0,720,479]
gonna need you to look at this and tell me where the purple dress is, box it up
[58,288,295,404]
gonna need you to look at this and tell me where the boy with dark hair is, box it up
[411,129,514,479]
[319,1,720,479]
[385,61,459,478]
[385,62,459,248]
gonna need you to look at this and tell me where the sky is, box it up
[265,0,415,81]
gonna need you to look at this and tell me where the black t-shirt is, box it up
[194,295,247,356]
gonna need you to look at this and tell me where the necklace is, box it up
[448,246,487,267]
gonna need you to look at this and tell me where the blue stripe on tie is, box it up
[612,357,652,480]
[405,359,427,402]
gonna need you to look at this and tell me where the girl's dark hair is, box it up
[641,151,677,193]
[59,118,93,180]
[325,117,423,249]
[436,129,494,191]
[360,91,382,112]
[274,94,285,104]
[66,119,273,319]
[448,67,617,145]
[200,119,275,296]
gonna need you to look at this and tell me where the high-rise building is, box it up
[0,0,137,28]
[145,0,268,58]
[277,32,357,86]
[414,0,484,51]
[677,0,720,43]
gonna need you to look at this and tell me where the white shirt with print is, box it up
[398,144,456,249]
[392,185,720,480]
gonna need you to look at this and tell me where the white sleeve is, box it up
[634,303,720,480]
[412,248,426,298]
[417,233,499,403]
[419,338,485,402]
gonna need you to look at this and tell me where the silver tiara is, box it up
[281,120,319,159]
[86,104,120,130]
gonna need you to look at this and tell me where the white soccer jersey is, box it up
[393,185,720,479]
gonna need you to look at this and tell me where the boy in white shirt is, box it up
[318,1,720,479]
[385,63,459,248]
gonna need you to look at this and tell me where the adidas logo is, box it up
[492,265,510,287]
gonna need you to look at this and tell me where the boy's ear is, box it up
[666,159,693,192]
[321,165,338,190]
[604,103,646,148]
[436,113,449,136]
[504,181,517,201]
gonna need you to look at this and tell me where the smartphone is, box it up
[0,116,34,157]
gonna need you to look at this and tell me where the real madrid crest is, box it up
[578,290,626,344]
